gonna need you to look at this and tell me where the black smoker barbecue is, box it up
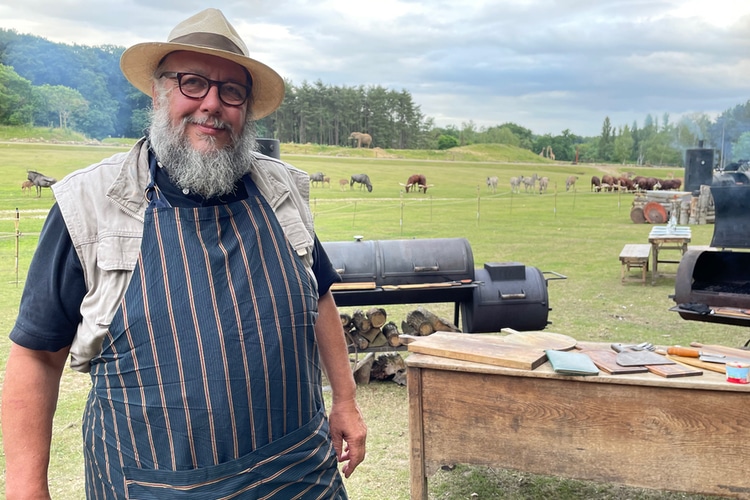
[323,237,565,333]
[672,169,750,327]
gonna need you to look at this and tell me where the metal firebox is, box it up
[461,262,561,332]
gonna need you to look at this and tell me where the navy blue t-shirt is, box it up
[10,165,340,352]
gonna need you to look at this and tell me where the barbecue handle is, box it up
[666,346,700,358]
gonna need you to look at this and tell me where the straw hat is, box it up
[120,8,284,119]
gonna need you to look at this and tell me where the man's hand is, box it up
[327,399,367,478]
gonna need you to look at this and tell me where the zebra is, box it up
[522,173,538,193]
[509,176,521,194]
[486,176,498,193]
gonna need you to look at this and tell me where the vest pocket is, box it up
[96,234,141,272]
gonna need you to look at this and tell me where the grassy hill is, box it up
[280,141,555,164]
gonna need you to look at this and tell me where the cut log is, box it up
[366,307,387,328]
[351,309,371,333]
[352,334,369,350]
[418,321,435,336]
[401,318,417,335]
[383,322,401,347]
[371,353,407,385]
[360,327,383,344]
[403,306,460,336]
[369,331,388,348]
[340,312,353,330]
[352,352,375,385]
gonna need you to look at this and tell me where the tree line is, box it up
[2,28,750,166]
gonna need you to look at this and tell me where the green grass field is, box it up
[0,140,735,499]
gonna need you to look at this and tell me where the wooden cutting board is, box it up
[580,349,648,375]
[499,330,577,351]
[406,332,547,370]
[668,354,726,374]
[690,342,750,360]
[646,362,703,378]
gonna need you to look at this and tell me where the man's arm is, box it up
[314,291,367,478]
[2,342,70,499]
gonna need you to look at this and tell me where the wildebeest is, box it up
[486,176,498,193]
[338,178,349,191]
[509,176,521,193]
[310,172,326,187]
[404,174,427,193]
[565,175,578,191]
[591,176,601,192]
[350,173,373,192]
[27,170,57,197]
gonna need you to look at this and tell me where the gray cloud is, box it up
[1,0,748,136]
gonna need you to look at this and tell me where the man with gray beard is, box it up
[2,8,366,499]
[148,87,257,199]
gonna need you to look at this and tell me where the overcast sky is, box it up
[1,0,749,137]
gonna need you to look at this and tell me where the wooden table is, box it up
[648,226,691,285]
[406,344,750,499]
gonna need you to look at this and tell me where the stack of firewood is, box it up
[340,305,460,350]
[340,307,392,349]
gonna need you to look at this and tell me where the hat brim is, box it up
[120,42,285,119]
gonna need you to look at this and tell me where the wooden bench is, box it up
[619,244,651,284]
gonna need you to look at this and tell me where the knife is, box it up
[666,346,750,364]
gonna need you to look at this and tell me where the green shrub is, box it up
[437,134,459,149]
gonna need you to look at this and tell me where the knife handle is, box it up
[667,346,700,357]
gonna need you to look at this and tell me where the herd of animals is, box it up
[589,173,682,192]
[309,172,433,194]
[20,170,57,197]
[21,168,683,199]
[487,172,683,195]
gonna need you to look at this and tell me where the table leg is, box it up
[408,367,428,500]
[651,244,658,285]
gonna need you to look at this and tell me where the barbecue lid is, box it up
[710,176,750,249]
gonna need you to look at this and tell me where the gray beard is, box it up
[148,102,258,199]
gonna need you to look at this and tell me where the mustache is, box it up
[184,116,231,131]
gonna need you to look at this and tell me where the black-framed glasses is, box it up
[160,72,251,107]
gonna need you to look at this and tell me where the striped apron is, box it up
[82,169,346,499]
